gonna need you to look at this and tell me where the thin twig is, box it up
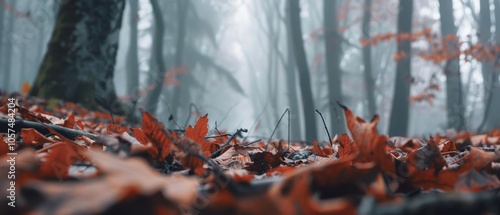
[209,128,248,159]
[316,109,333,146]
[267,108,289,146]
[287,107,291,151]
[1,119,99,140]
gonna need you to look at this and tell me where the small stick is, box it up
[266,108,289,149]
[287,107,291,151]
[209,128,248,158]
[316,109,333,146]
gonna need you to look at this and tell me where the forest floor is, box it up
[1,92,500,215]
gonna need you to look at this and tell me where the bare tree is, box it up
[144,0,167,114]
[285,1,302,140]
[2,0,14,91]
[388,0,413,136]
[439,0,465,130]
[324,0,347,135]
[289,0,317,141]
[362,0,377,118]
[126,0,139,94]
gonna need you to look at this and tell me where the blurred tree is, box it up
[439,0,465,130]
[324,0,347,135]
[477,0,497,132]
[126,0,139,94]
[285,1,302,140]
[144,0,167,114]
[388,0,413,136]
[361,0,376,119]
[30,0,126,109]
[170,0,190,117]
[489,0,500,129]
[289,0,317,141]
[2,0,14,91]
[0,0,3,68]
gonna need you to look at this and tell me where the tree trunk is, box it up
[285,2,302,141]
[362,0,377,119]
[34,24,46,77]
[439,0,465,130]
[486,0,500,129]
[29,0,126,109]
[170,0,190,119]
[126,0,139,94]
[388,0,413,136]
[0,0,4,71]
[289,0,317,141]
[324,0,346,135]
[2,0,14,92]
[144,0,167,114]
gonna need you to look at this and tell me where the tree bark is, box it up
[478,0,493,129]
[2,0,14,92]
[486,0,500,129]
[144,0,167,114]
[362,0,377,119]
[29,0,125,109]
[285,2,302,141]
[0,0,4,72]
[170,0,190,118]
[439,0,465,130]
[388,0,413,136]
[289,0,317,141]
[126,0,139,94]
[324,0,347,135]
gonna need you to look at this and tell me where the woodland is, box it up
[1,0,500,214]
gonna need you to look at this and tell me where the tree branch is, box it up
[0,119,99,140]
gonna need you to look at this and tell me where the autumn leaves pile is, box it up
[1,96,500,214]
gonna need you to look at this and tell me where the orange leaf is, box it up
[39,142,86,179]
[185,114,211,152]
[142,112,173,159]
[338,102,395,174]
[338,133,354,157]
[21,128,55,146]
[312,140,329,157]
[21,81,31,95]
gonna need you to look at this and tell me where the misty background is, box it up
[0,0,497,141]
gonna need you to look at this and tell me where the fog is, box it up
[1,0,498,142]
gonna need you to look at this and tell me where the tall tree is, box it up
[289,0,317,141]
[144,0,167,114]
[324,0,347,135]
[2,0,14,91]
[388,0,413,136]
[485,0,500,129]
[126,0,139,94]
[439,0,465,130]
[169,0,189,119]
[285,1,302,140]
[361,0,376,118]
[0,0,4,70]
[30,0,126,109]
[477,0,496,132]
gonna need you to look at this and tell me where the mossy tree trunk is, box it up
[29,0,125,109]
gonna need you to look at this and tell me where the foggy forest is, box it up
[1,0,500,214]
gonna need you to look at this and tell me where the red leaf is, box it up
[312,140,331,157]
[39,142,86,179]
[142,112,173,159]
[21,128,55,146]
[338,133,354,157]
[185,114,212,152]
